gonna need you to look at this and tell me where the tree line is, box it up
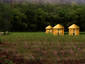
[0,3,85,32]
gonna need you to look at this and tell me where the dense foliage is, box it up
[0,3,85,32]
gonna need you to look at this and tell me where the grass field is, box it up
[0,32,85,64]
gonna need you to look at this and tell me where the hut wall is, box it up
[69,29,73,35]
[46,30,49,33]
[62,29,64,35]
[75,29,79,35]
[69,28,79,36]
[53,29,64,35]
[59,29,63,35]
[53,29,58,35]
[46,29,53,34]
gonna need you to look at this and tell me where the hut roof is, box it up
[53,24,64,29]
[45,25,52,29]
[68,24,79,29]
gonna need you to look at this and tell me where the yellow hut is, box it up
[45,25,53,34]
[53,24,64,35]
[68,24,80,36]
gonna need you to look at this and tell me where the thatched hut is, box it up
[45,25,53,34]
[68,24,80,36]
[53,24,64,35]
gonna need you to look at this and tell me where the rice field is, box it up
[0,32,85,64]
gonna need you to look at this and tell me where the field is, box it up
[0,32,85,64]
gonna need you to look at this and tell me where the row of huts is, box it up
[45,24,80,36]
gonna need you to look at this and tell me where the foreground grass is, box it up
[0,32,85,64]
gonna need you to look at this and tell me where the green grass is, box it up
[0,32,85,63]
[1,32,85,43]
